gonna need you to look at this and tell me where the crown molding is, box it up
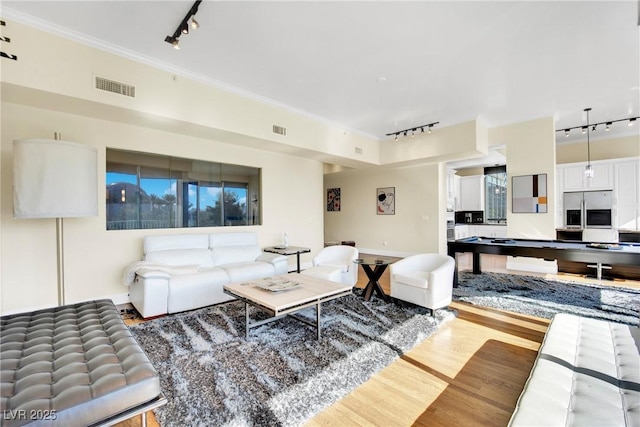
[1,6,378,141]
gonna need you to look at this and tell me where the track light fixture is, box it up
[557,114,639,137]
[386,121,440,140]
[165,0,202,49]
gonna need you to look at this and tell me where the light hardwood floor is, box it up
[118,254,639,427]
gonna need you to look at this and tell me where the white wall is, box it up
[489,117,557,273]
[1,102,324,314]
[490,117,556,239]
[556,135,640,164]
[324,163,445,257]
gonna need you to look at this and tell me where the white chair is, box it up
[390,253,455,315]
[303,245,359,286]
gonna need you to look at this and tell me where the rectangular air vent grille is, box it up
[272,125,287,136]
[95,76,136,98]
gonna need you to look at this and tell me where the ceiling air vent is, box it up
[95,76,136,98]
[272,125,287,136]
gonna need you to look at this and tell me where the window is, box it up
[484,165,507,221]
[106,149,260,230]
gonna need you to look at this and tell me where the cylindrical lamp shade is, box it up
[13,138,98,218]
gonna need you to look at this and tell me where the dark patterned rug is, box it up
[453,271,640,325]
[129,294,456,427]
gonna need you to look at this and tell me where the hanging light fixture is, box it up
[584,108,594,179]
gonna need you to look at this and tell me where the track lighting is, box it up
[386,121,439,140]
[556,114,639,138]
[164,0,202,49]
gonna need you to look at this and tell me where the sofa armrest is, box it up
[257,252,287,264]
[257,252,289,275]
[135,269,172,280]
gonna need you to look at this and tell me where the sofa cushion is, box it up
[145,248,214,268]
[144,234,209,253]
[210,232,258,247]
[219,262,275,282]
[509,313,640,427]
[393,271,429,288]
[211,245,262,266]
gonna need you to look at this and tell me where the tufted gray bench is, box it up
[1,299,165,427]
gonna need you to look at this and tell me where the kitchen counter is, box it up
[456,222,507,226]
[556,228,640,243]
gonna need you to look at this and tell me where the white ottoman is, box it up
[301,266,342,283]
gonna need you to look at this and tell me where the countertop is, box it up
[455,222,507,226]
[556,228,640,234]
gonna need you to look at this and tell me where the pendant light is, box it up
[584,108,594,179]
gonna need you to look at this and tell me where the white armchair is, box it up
[390,253,455,315]
[311,245,359,286]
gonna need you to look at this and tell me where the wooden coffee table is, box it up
[223,273,352,339]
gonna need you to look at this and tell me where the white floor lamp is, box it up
[13,135,98,306]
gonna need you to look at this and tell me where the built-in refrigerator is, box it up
[563,190,613,228]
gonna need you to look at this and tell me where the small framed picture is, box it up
[376,187,395,215]
[512,174,547,213]
[327,188,341,211]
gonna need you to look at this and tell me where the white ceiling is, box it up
[2,1,639,148]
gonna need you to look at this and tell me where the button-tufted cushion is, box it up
[1,300,161,427]
[509,313,640,427]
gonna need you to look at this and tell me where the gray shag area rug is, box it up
[129,293,456,427]
[453,271,640,326]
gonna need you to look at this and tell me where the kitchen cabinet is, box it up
[476,225,508,238]
[614,159,640,230]
[557,157,640,230]
[459,175,484,211]
[454,225,476,240]
[455,224,506,239]
[446,169,460,210]
[558,162,613,192]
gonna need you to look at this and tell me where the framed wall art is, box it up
[327,188,341,211]
[376,187,395,215]
[512,173,547,213]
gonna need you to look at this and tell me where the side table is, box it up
[263,245,311,273]
[353,258,391,302]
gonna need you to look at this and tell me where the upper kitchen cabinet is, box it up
[614,159,640,230]
[558,161,613,192]
[459,175,484,211]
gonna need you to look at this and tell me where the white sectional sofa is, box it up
[509,313,640,427]
[125,232,288,318]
